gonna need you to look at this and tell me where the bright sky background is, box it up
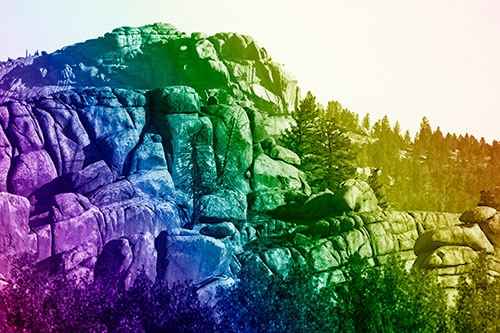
[2,0,500,141]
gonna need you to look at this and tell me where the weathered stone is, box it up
[252,154,309,193]
[52,206,103,255]
[50,192,88,220]
[460,206,497,223]
[249,190,287,213]
[148,86,201,114]
[203,104,252,192]
[332,179,379,213]
[126,132,168,174]
[415,246,478,268]
[158,231,231,284]
[343,228,373,258]
[366,222,397,256]
[307,240,339,272]
[414,224,494,255]
[479,212,500,247]
[198,189,247,222]
[127,168,175,199]
[88,179,136,207]
[98,198,181,243]
[0,193,33,277]
[8,150,57,197]
[268,145,300,165]
[95,238,133,282]
[66,160,114,195]
[200,222,237,239]
[123,233,157,288]
[298,190,336,219]
[261,247,293,275]
[305,220,331,238]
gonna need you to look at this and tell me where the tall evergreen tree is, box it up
[282,91,319,155]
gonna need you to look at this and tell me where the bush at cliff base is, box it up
[216,254,451,332]
[0,254,218,332]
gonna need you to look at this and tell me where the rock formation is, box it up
[0,22,480,300]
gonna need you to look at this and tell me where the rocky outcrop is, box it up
[0,22,480,303]
[413,206,500,302]
[0,23,309,296]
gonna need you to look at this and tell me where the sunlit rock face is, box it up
[0,22,479,298]
[0,23,306,290]
[412,206,500,304]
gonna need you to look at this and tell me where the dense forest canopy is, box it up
[283,92,499,213]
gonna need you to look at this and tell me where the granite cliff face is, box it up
[0,23,486,297]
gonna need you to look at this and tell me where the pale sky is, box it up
[2,0,500,141]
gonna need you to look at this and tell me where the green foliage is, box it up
[218,255,451,332]
[0,254,218,332]
[281,91,319,156]
[282,92,357,191]
[217,264,338,332]
[478,189,500,210]
[333,255,451,333]
[453,252,500,333]
[355,112,500,212]
[367,168,389,209]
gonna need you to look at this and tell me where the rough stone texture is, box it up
[460,206,497,223]
[268,145,300,166]
[0,193,34,277]
[332,179,379,213]
[0,22,480,299]
[158,230,231,285]
[252,153,309,193]
[198,190,247,223]
[414,224,494,255]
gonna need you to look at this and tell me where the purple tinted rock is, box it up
[127,168,174,199]
[123,232,157,288]
[157,230,231,285]
[88,179,136,207]
[50,192,91,222]
[51,206,103,255]
[98,198,181,244]
[0,193,35,277]
[77,105,136,140]
[96,129,140,174]
[0,125,12,192]
[0,105,10,129]
[34,106,88,174]
[8,149,58,197]
[94,238,133,282]
[7,114,44,153]
[33,223,52,262]
[68,160,114,195]
[37,242,99,281]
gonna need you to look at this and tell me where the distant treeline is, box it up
[283,92,500,213]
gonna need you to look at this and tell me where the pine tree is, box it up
[361,113,371,133]
[282,92,356,192]
[282,91,319,156]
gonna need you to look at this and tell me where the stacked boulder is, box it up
[413,206,500,301]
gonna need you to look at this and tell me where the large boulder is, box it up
[332,179,379,213]
[0,193,34,277]
[414,224,494,255]
[460,206,497,223]
[252,154,309,193]
[198,189,247,223]
[202,103,253,193]
[148,86,201,114]
[157,230,232,285]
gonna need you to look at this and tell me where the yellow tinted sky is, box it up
[2,0,500,141]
